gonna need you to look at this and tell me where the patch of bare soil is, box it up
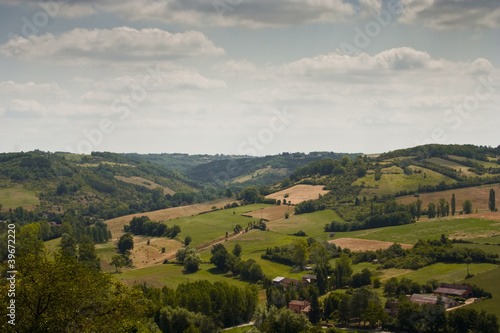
[328,238,413,252]
[265,185,329,205]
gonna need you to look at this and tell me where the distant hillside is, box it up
[274,144,500,219]
[179,152,360,187]
[0,151,198,219]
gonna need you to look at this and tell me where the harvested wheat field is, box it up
[397,184,500,211]
[243,205,293,221]
[451,212,500,222]
[265,185,329,205]
[328,238,413,252]
[106,198,239,239]
[129,236,183,269]
[114,176,175,195]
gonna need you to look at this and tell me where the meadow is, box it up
[464,266,500,319]
[396,183,500,211]
[0,186,39,209]
[337,217,500,244]
[354,165,456,198]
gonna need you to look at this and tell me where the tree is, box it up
[416,199,422,219]
[78,235,100,271]
[475,310,500,333]
[451,193,456,216]
[111,254,126,273]
[8,250,147,332]
[17,223,44,256]
[465,256,472,277]
[428,202,436,219]
[177,245,203,272]
[316,266,329,295]
[234,224,242,234]
[184,253,203,272]
[240,187,261,204]
[332,253,352,288]
[397,295,421,331]
[60,233,77,257]
[362,302,386,328]
[118,233,134,254]
[447,307,478,333]
[489,189,496,212]
[184,236,192,246]
[169,225,181,238]
[309,243,331,269]
[232,243,242,257]
[463,199,473,214]
[210,244,229,270]
[255,306,313,333]
[308,285,321,324]
[290,238,309,268]
[438,198,447,217]
[349,288,381,325]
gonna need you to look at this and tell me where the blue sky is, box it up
[0,0,499,155]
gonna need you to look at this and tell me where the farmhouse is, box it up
[272,276,300,288]
[272,277,285,287]
[288,300,311,316]
[434,283,473,298]
[302,274,317,287]
[281,278,301,288]
[409,294,458,309]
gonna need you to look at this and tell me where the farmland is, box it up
[265,184,329,204]
[464,267,500,319]
[354,165,456,198]
[114,175,175,195]
[105,198,239,240]
[328,238,413,252]
[396,183,500,211]
[338,217,500,244]
[0,186,39,209]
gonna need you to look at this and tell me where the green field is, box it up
[337,218,500,245]
[449,155,500,170]
[117,262,252,289]
[354,165,456,198]
[0,186,39,209]
[171,204,270,247]
[400,263,498,284]
[463,266,500,318]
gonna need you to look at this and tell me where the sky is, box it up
[0,0,499,156]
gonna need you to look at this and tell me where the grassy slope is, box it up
[401,263,498,284]
[462,266,500,319]
[337,217,500,244]
[0,186,39,209]
[117,262,251,289]
[171,204,270,247]
[354,165,456,198]
[396,183,500,211]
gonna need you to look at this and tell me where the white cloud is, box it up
[399,0,500,30]
[96,0,361,28]
[0,0,97,18]
[281,47,450,77]
[0,27,225,65]
[212,59,257,77]
[0,0,382,28]
[10,99,47,116]
[0,81,68,99]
